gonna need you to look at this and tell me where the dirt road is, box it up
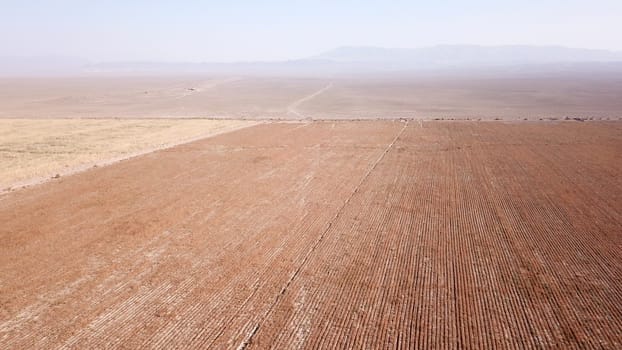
[287,83,333,118]
[1,121,621,349]
[4,75,622,120]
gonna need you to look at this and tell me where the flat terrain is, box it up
[1,74,622,120]
[303,75,622,120]
[1,121,621,349]
[0,118,254,191]
[0,77,328,119]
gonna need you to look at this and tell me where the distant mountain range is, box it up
[2,45,622,76]
[314,45,622,68]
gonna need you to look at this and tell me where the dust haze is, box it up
[2,3,622,348]
[1,46,622,120]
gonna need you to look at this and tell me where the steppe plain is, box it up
[1,75,621,349]
[2,73,622,120]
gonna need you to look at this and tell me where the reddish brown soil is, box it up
[1,121,621,349]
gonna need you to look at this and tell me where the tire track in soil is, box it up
[0,120,403,349]
[245,121,622,349]
[235,121,408,350]
[1,121,621,349]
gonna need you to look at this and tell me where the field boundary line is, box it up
[0,120,262,199]
[236,121,409,350]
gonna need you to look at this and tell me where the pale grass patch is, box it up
[0,118,256,191]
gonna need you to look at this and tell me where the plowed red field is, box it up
[1,121,621,349]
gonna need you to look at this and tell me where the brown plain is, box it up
[1,74,622,120]
[1,121,621,348]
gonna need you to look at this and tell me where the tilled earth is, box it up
[1,121,621,349]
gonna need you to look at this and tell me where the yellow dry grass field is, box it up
[0,118,255,191]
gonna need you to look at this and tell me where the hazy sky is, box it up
[2,0,621,62]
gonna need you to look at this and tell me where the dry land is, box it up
[1,120,621,349]
[1,75,622,120]
[0,118,255,191]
